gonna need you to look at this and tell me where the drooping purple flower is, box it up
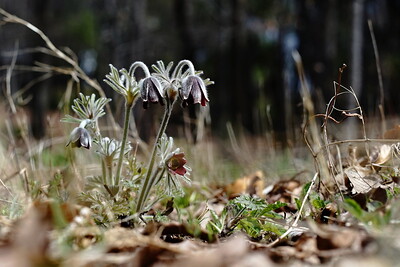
[166,152,188,176]
[139,76,164,109]
[66,126,92,149]
[179,75,209,107]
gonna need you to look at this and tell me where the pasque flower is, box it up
[156,135,191,181]
[135,60,213,212]
[61,94,111,140]
[129,61,165,109]
[150,134,191,197]
[139,76,164,109]
[180,75,209,107]
[66,122,92,149]
[96,137,131,163]
[166,152,188,176]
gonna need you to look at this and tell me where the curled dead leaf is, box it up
[224,170,265,198]
[370,144,392,165]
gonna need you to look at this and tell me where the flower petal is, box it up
[173,166,187,176]
[166,152,188,175]
[66,127,81,147]
[180,75,209,106]
[79,128,92,149]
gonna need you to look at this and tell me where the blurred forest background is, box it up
[1,0,400,144]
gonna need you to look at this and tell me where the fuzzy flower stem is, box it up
[129,61,151,78]
[136,97,175,213]
[108,161,113,186]
[115,101,133,186]
[101,159,115,198]
[172,59,196,79]
[79,119,91,128]
[101,159,107,184]
[153,167,165,187]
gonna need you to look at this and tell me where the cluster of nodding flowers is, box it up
[62,60,212,214]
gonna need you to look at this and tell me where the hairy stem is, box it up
[172,59,195,79]
[136,98,175,213]
[108,162,113,186]
[101,159,107,184]
[115,102,133,186]
[129,61,151,77]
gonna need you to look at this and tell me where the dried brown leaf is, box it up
[224,170,265,198]
[334,256,391,267]
[344,166,380,194]
[265,179,301,211]
[173,234,251,267]
[383,125,400,139]
[311,223,373,252]
[230,252,274,267]
[370,144,392,165]
[318,203,338,224]
[104,227,199,255]
[7,201,56,266]
[369,187,388,204]
[104,227,141,253]
[143,222,211,243]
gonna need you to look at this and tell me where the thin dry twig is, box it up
[322,66,348,199]
[0,8,153,153]
[0,8,117,131]
[0,176,13,196]
[304,71,372,195]
[267,172,319,247]
[13,72,54,101]
[5,41,18,113]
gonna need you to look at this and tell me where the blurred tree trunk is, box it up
[281,0,299,143]
[350,0,364,100]
[173,0,196,142]
[213,0,229,133]
[29,0,50,139]
[346,0,364,138]
[230,0,248,130]
[325,0,338,64]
